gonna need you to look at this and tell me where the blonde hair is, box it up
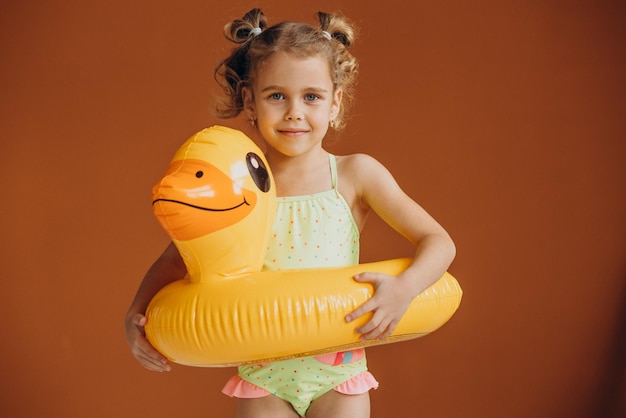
[214,9,359,130]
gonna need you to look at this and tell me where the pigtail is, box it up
[214,9,267,118]
[317,11,358,131]
[224,8,268,43]
[317,11,356,48]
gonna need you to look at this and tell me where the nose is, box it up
[285,103,304,121]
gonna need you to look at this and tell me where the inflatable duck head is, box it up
[152,126,275,281]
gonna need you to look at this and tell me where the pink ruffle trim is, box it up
[221,372,379,398]
[334,371,379,395]
[222,376,271,398]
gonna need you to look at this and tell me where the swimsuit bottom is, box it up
[222,349,378,416]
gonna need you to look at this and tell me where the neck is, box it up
[265,147,328,172]
[265,148,333,197]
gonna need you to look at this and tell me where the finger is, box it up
[140,340,171,371]
[354,307,381,333]
[136,315,147,327]
[373,324,393,341]
[137,344,171,372]
[141,358,170,372]
[135,351,166,371]
[345,298,377,323]
[374,321,397,341]
[357,309,400,341]
[359,326,384,341]
[131,328,171,372]
[128,314,146,337]
[354,308,388,337]
[143,358,171,372]
[353,272,386,285]
[360,320,394,341]
[130,313,146,325]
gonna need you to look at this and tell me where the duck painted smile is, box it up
[152,158,257,241]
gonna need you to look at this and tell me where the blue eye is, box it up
[304,94,319,101]
[269,93,284,100]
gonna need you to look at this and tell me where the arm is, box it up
[344,154,456,340]
[124,242,187,371]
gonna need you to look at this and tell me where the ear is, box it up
[242,87,256,120]
[330,88,343,120]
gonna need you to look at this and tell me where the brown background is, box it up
[1,0,624,417]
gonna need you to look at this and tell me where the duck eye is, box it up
[195,171,204,178]
[246,153,271,193]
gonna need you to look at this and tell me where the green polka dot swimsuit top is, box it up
[264,154,360,271]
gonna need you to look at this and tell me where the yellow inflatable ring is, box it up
[145,126,462,367]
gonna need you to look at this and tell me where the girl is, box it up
[125,9,455,418]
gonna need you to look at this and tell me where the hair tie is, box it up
[249,27,262,37]
[322,31,332,40]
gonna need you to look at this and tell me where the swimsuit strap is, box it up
[329,154,339,190]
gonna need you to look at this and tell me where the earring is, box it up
[329,119,335,128]
[250,119,256,127]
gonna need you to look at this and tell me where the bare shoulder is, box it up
[336,153,389,178]
[335,153,401,212]
[337,153,397,188]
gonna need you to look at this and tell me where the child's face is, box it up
[244,51,342,158]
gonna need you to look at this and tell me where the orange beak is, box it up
[152,159,257,241]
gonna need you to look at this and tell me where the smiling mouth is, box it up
[279,129,309,134]
[152,197,250,211]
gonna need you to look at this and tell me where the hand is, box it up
[124,313,171,372]
[344,272,413,341]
